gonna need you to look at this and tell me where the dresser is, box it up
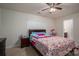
[0,38,6,56]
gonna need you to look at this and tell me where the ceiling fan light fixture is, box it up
[49,8,56,12]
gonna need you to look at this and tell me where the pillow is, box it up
[32,32,46,35]
[30,33,38,40]
[37,34,45,36]
[31,34,46,38]
[30,32,51,39]
[38,34,51,38]
[32,35,47,39]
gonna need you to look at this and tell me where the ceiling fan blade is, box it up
[41,8,50,11]
[46,3,52,6]
[55,3,61,5]
[55,7,62,10]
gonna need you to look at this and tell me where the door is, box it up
[63,19,73,39]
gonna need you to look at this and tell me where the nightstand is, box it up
[21,37,30,48]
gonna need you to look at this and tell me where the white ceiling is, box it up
[0,3,79,19]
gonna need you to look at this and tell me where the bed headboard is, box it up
[29,29,46,37]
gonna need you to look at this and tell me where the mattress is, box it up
[31,36,75,56]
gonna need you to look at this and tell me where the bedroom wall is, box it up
[56,13,79,43]
[1,8,56,48]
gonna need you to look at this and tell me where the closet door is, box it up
[63,19,73,39]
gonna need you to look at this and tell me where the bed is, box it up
[29,29,75,56]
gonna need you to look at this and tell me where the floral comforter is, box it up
[31,36,75,56]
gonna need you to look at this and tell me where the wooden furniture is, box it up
[0,38,6,56]
[29,29,46,46]
[21,37,30,48]
[29,29,75,56]
[64,32,68,38]
[29,29,46,55]
[29,29,46,37]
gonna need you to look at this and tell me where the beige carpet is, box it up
[6,46,79,56]
[6,46,39,56]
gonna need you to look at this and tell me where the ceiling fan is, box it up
[41,3,62,13]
